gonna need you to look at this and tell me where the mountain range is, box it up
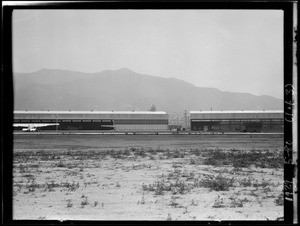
[13,68,283,113]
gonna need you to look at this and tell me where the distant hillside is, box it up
[13,68,283,113]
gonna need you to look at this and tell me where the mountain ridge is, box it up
[13,68,283,113]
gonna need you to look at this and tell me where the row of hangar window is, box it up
[207,124,284,129]
[192,124,283,131]
[13,119,169,124]
[191,119,283,122]
[14,119,111,123]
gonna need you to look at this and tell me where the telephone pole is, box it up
[184,110,187,129]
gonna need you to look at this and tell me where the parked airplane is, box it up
[22,125,36,132]
[13,123,59,132]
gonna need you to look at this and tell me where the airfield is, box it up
[13,133,284,220]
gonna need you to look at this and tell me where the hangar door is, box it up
[243,122,262,132]
[58,120,114,130]
[191,120,220,131]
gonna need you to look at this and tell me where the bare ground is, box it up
[13,134,284,221]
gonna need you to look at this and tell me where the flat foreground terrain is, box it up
[13,134,284,220]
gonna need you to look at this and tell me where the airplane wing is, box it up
[13,123,59,128]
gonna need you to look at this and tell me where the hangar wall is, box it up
[14,110,284,133]
[14,111,169,131]
[190,110,283,132]
[114,124,168,131]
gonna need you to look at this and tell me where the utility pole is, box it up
[56,114,58,131]
[184,110,187,129]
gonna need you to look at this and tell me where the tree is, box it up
[149,104,157,112]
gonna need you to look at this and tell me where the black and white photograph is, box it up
[3,1,297,222]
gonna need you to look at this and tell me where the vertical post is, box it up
[184,110,187,129]
[292,2,298,223]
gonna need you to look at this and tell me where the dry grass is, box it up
[13,146,283,220]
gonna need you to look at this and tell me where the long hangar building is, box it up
[14,111,169,131]
[189,110,283,132]
[14,110,284,133]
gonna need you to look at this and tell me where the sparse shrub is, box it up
[252,179,274,188]
[19,164,26,174]
[176,180,190,194]
[93,201,99,207]
[135,149,146,157]
[140,195,145,204]
[204,150,229,166]
[14,183,22,193]
[44,181,60,192]
[263,187,272,193]
[267,156,283,168]
[109,149,123,159]
[230,197,244,208]
[170,196,179,207]
[167,213,172,221]
[189,158,202,165]
[187,171,195,180]
[66,199,73,208]
[65,171,79,177]
[142,183,149,191]
[191,199,198,206]
[81,196,89,208]
[201,174,234,191]
[255,154,283,168]
[149,155,155,160]
[23,174,35,179]
[148,148,157,156]
[212,196,226,208]
[29,164,40,169]
[56,161,66,168]
[143,178,191,196]
[274,193,284,206]
[123,148,131,156]
[233,158,250,168]
[155,186,164,195]
[61,181,80,191]
[264,194,276,199]
[183,206,189,214]
[143,170,236,196]
[164,149,186,159]
[173,150,184,158]
[189,158,197,165]
[191,148,202,156]
[202,149,282,169]
[240,178,252,187]
[167,169,181,180]
[159,155,164,160]
[249,190,259,197]
[26,181,40,192]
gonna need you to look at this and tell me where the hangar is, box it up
[190,110,283,132]
[13,111,169,131]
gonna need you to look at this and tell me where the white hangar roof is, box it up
[190,110,283,120]
[14,111,169,120]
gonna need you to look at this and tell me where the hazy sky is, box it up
[13,10,283,99]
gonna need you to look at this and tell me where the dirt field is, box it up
[13,134,284,220]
